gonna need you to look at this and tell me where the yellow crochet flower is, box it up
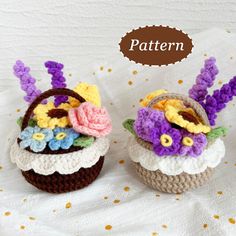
[165,105,211,134]
[33,102,72,129]
[69,82,101,108]
[140,90,184,111]
[140,90,167,109]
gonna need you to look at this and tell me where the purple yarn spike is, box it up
[45,61,68,106]
[189,57,219,105]
[13,60,42,104]
[203,76,236,125]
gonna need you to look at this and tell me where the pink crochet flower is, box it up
[69,102,112,137]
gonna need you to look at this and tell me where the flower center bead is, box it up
[160,134,173,147]
[32,132,45,141]
[56,132,67,140]
[182,137,194,146]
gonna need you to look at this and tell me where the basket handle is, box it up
[147,93,210,126]
[21,88,86,130]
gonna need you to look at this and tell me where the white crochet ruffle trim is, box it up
[128,137,225,175]
[10,137,110,175]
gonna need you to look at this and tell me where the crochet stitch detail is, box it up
[207,127,228,141]
[122,119,135,135]
[10,136,110,175]
[69,102,112,137]
[128,137,225,175]
[70,82,101,107]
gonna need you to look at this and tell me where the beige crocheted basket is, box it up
[131,93,215,194]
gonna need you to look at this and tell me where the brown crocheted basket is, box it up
[131,93,214,194]
[18,88,105,193]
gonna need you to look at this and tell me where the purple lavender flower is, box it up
[150,124,182,156]
[13,60,42,103]
[45,61,67,106]
[179,130,207,157]
[203,76,236,125]
[134,107,171,142]
[189,57,219,105]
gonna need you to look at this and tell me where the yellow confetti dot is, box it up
[128,80,133,85]
[65,202,72,209]
[105,225,112,230]
[132,70,138,75]
[16,109,21,112]
[139,98,143,103]
[162,224,168,229]
[108,68,112,73]
[124,186,130,192]
[20,225,25,230]
[218,80,223,85]
[119,160,125,164]
[4,211,11,216]
[104,196,108,200]
[217,191,223,195]
[213,215,220,219]
[0,189,3,192]
[178,79,183,84]
[152,232,158,236]
[224,161,228,164]
[100,66,104,71]
[23,198,27,202]
[204,53,208,57]
[29,216,36,221]
[113,199,120,204]
[0,166,2,170]
[203,224,208,229]
[229,218,235,224]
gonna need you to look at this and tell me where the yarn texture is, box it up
[128,137,225,175]
[11,135,110,175]
[69,102,112,137]
[70,82,101,107]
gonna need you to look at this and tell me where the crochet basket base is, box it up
[21,156,104,193]
[132,161,214,194]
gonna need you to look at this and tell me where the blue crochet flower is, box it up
[19,126,53,152]
[49,128,80,151]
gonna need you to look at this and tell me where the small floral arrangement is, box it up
[15,60,112,153]
[123,57,230,158]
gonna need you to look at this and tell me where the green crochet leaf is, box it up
[122,119,136,135]
[73,136,95,148]
[28,119,37,127]
[16,117,37,128]
[17,117,23,127]
[207,127,228,141]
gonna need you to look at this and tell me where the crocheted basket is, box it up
[10,88,110,193]
[126,93,225,194]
